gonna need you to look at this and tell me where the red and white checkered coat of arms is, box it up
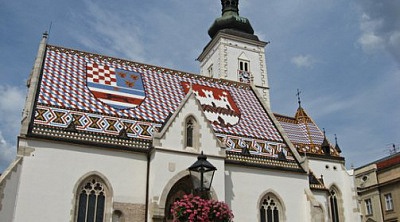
[86,63,146,109]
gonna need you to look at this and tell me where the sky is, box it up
[0,0,399,172]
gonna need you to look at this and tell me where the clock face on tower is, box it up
[238,70,251,84]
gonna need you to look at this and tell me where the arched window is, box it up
[184,116,199,149]
[74,176,110,222]
[260,194,283,222]
[186,118,194,147]
[238,53,251,83]
[329,189,339,222]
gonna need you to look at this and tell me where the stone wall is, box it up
[114,202,146,222]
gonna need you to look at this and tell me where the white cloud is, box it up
[388,31,400,61]
[291,54,315,68]
[0,85,25,133]
[0,85,24,172]
[356,2,400,62]
[358,32,384,52]
[359,13,383,32]
[71,0,145,61]
[0,131,16,172]
[0,85,25,113]
[358,13,384,52]
[389,31,400,46]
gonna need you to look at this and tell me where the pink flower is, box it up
[171,194,234,222]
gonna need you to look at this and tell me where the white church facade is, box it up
[0,1,361,221]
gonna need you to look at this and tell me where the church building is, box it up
[0,1,361,221]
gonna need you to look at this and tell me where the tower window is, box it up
[238,59,251,83]
[239,60,249,72]
[207,64,213,77]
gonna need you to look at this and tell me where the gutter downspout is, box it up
[145,146,153,222]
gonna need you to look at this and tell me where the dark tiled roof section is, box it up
[308,171,327,190]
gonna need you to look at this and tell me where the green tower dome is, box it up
[208,0,255,39]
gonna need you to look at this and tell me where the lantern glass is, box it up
[203,170,215,190]
[189,170,201,191]
[188,152,217,192]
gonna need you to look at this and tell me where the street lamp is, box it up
[188,151,217,195]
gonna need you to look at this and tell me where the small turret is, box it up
[334,134,342,154]
[321,129,331,156]
[294,89,311,123]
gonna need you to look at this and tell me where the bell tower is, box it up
[198,0,271,107]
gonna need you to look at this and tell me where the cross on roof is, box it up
[296,89,302,108]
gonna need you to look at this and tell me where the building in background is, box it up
[355,152,400,222]
[0,1,361,221]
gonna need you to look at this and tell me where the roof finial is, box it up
[296,89,302,108]
[42,21,52,40]
[321,128,331,156]
[42,31,49,39]
[221,0,239,16]
[334,134,342,153]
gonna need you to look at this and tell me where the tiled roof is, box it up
[377,153,400,170]
[32,45,292,160]
[274,108,341,157]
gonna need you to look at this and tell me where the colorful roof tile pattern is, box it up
[32,45,288,159]
[181,82,241,127]
[274,109,340,157]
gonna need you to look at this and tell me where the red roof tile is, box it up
[377,153,400,170]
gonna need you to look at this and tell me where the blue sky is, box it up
[0,0,399,171]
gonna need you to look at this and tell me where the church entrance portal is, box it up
[164,175,193,221]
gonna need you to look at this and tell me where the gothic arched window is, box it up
[329,188,340,222]
[75,176,110,222]
[260,194,283,222]
[185,116,199,149]
[186,118,194,147]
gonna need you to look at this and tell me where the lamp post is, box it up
[188,151,217,197]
